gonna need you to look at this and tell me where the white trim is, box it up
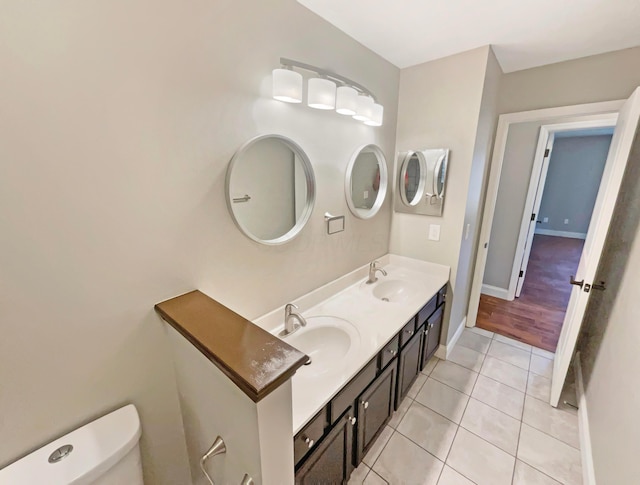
[466,99,624,328]
[481,284,511,300]
[534,229,587,239]
[575,352,596,485]
[437,316,466,360]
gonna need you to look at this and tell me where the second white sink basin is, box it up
[284,316,360,378]
[371,279,423,303]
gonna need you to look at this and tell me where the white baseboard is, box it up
[574,352,596,485]
[481,284,510,300]
[437,317,466,360]
[535,228,587,239]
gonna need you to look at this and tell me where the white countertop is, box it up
[254,254,450,434]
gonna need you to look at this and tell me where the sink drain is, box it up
[381,297,390,302]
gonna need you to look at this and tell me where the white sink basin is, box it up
[283,316,360,378]
[370,279,423,303]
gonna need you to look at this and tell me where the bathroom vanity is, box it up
[253,254,448,483]
[157,255,448,485]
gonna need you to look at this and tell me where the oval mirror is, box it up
[345,144,388,219]
[225,134,315,245]
[399,151,427,206]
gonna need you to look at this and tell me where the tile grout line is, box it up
[442,383,479,485]
[511,372,529,484]
[518,424,579,484]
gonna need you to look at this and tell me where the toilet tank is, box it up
[0,404,143,485]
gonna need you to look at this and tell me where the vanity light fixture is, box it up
[352,94,374,122]
[307,78,336,110]
[273,58,383,126]
[335,86,358,115]
[272,67,303,103]
[365,103,384,127]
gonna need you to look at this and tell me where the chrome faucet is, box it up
[366,260,387,284]
[280,303,307,336]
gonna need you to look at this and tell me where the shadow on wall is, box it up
[578,125,640,387]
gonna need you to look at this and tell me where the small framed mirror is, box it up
[225,134,315,245]
[394,148,450,216]
[345,144,388,219]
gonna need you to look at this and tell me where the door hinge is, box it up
[519,270,524,278]
[544,148,550,157]
[531,213,536,222]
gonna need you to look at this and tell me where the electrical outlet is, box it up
[364,190,369,199]
[543,217,549,223]
[465,223,471,240]
[564,219,569,225]
[429,224,440,241]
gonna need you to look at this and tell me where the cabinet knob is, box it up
[387,349,397,356]
[424,328,429,335]
[429,323,434,329]
[303,436,314,448]
[348,416,357,426]
[405,329,414,336]
[362,401,369,409]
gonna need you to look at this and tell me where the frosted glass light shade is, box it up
[272,68,303,103]
[352,95,374,121]
[364,103,384,126]
[307,78,336,110]
[335,86,358,115]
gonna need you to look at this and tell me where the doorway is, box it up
[476,127,614,350]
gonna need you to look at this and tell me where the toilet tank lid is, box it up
[0,404,141,485]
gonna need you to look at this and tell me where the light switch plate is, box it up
[564,218,569,224]
[364,190,369,200]
[429,224,441,241]
[543,217,549,223]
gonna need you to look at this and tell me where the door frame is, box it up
[511,118,618,299]
[466,100,624,328]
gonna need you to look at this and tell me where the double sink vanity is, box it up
[155,133,452,484]
[254,255,449,483]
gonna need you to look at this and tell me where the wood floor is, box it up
[477,235,584,352]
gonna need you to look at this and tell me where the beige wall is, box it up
[500,46,640,114]
[450,47,502,335]
[0,1,399,482]
[578,121,640,485]
[390,46,500,341]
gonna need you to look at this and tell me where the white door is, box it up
[515,135,555,297]
[551,87,640,406]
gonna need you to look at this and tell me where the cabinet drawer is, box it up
[294,408,328,466]
[378,335,399,370]
[438,285,447,307]
[330,359,377,425]
[399,318,417,347]
[416,295,438,328]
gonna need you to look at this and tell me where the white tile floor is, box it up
[348,328,582,485]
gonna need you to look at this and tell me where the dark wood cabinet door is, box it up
[356,360,397,464]
[396,330,422,407]
[425,305,444,361]
[295,408,355,485]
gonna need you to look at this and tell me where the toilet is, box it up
[0,404,143,484]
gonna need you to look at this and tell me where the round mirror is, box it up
[399,151,427,206]
[225,134,315,245]
[345,144,388,219]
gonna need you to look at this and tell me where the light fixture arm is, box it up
[280,58,377,101]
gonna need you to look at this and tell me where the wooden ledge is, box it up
[155,290,308,402]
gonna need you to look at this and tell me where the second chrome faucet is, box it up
[366,260,387,284]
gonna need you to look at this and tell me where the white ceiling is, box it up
[297,0,640,72]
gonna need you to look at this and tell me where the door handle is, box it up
[569,275,584,288]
